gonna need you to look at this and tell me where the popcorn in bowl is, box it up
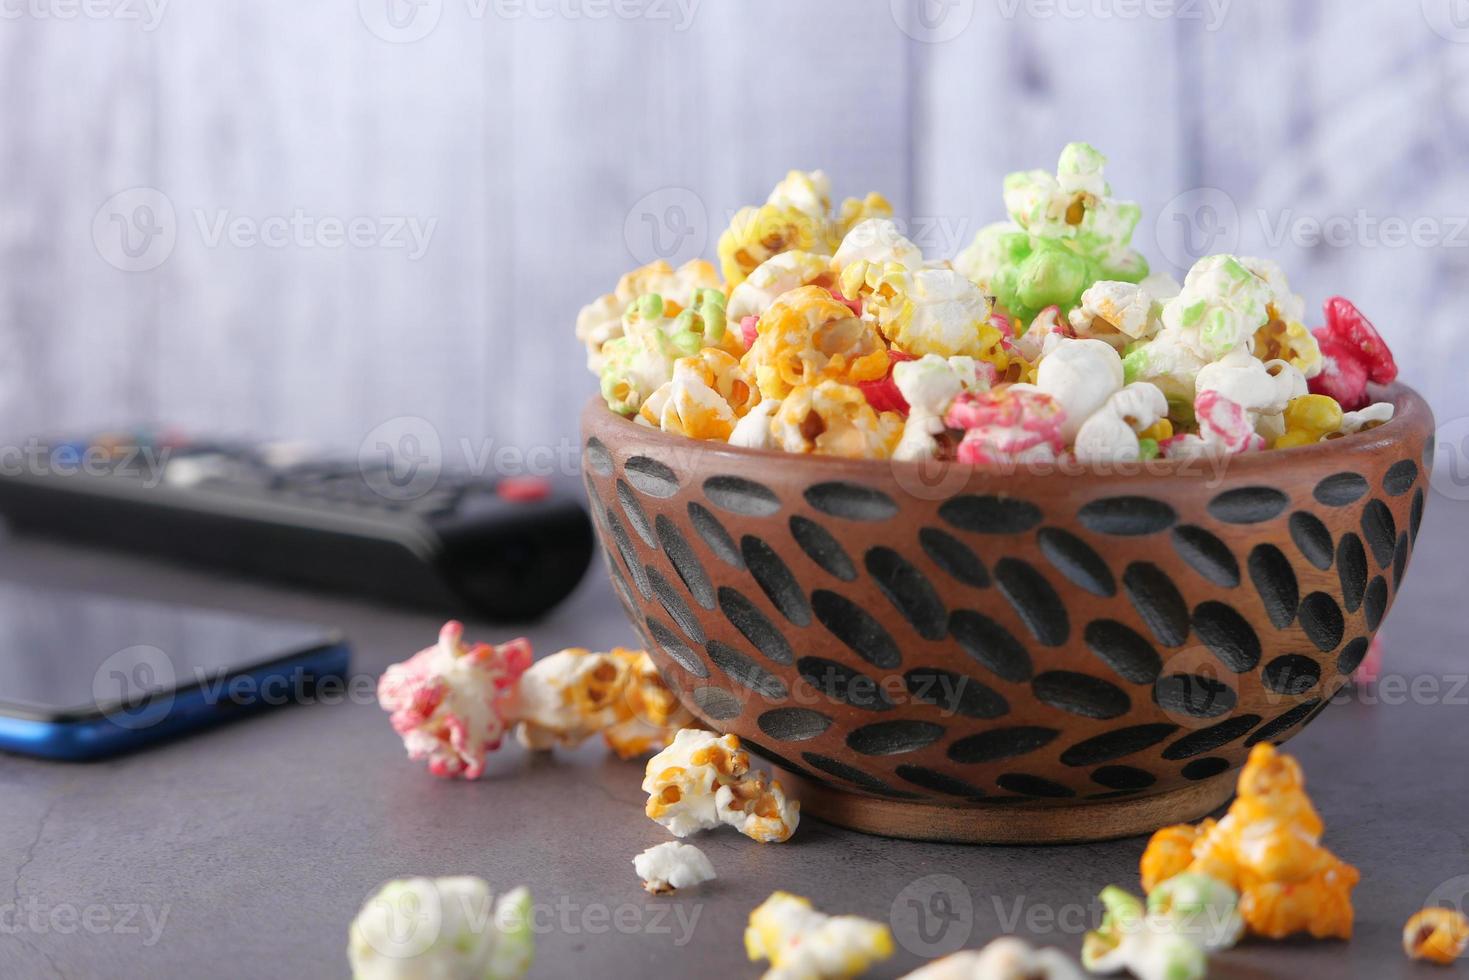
[581,144,1400,462]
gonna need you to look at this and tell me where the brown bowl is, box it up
[580,387,1434,843]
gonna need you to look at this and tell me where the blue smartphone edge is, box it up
[0,641,352,761]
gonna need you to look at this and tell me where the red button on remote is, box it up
[496,476,551,503]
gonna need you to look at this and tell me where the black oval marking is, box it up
[1289,512,1335,571]
[623,455,679,498]
[789,516,856,581]
[584,437,613,476]
[1315,472,1369,507]
[691,686,742,720]
[605,508,651,598]
[1162,715,1261,760]
[1154,674,1237,719]
[617,479,656,546]
[1181,757,1231,781]
[741,535,811,626]
[949,610,1033,683]
[846,720,945,756]
[803,482,897,522]
[1393,532,1409,590]
[1364,576,1388,631]
[1246,699,1322,746]
[687,502,743,569]
[895,766,986,798]
[1263,655,1321,696]
[1298,592,1345,652]
[939,495,1043,535]
[1037,527,1115,597]
[1032,671,1131,720]
[1361,499,1397,567]
[1209,486,1289,524]
[757,707,831,742]
[1059,723,1179,767]
[1191,601,1262,673]
[706,641,787,699]
[718,586,793,665]
[919,527,989,588]
[947,726,1059,764]
[1384,459,1419,496]
[866,547,946,640]
[796,657,893,712]
[1249,544,1299,629]
[1171,525,1241,587]
[606,553,638,614]
[904,668,1009,720]
[811,589,902,670]
[995,558,1070,647]
[997,773,1075,799]
[1337,533,1368,613]
[1123,562,1190,647]
[1083,620,1162,684]
[1077,496,1177,536]
[647,565,705,644]
[1091,766,1156,790]
[704,475,781,516]
[1410,488,1425,545]
[646,615,707,678]
[1337,637,1371,676]
[800,753,897,793]
[656,515,714,610]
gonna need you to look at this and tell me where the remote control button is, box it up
[496,476,551,503]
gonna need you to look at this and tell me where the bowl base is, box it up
[776,769,1236,845]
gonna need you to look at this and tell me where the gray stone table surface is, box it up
[0,503,1466,980]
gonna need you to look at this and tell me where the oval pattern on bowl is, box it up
[812,589,903,670]
[947,726,1059,764]
[789,516,857,581]
[804,482,898,522]
[1191,601,1261,673]
[1037,527,1116,597]
[939,495,1043,535]
[1209,486,1289,524]
[1314,472,1369,507]
[865,546,947,640]
[1289,512,1335,571]
[1059,723,1179,767]
[741,535,811,626]
[1032,671,1131,720]
[757,707,832,742]
[1336,533,1368,613]
[704,475,781,516]
[1082,620,1162,684]
[718,586,793,666]
[1161,715,1261,760]
[624,455,680,498]
[1123,562,1190,647]
[687,502,743,568]
[994,558,1070,646]
[796,657,893,712]
[1077,496,1177,536]
[846,720,946,756]
[1249,544,1299,629]
[949,609,1033,683]
[656,514,715,610]
[919,527,990,588]
[1170,525,1241,587]
[904,667,1009,719]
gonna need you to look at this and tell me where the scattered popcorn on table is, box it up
[348,876,532,980]
[1081,886,1207,980]
[376,622,531,780]
[900,937,1084,979]
[583,147,1402,464]
[632,841,716,895]
[745,891,894,980]
[1139,743,1360,940]
[1403,907,1469,964]
[642,729,799,843]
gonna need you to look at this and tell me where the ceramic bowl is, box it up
[580,387,1433,843]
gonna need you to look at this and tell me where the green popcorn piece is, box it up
[1139,437,1161,460]
[487,886,534,980]
[1123,346,1149,385]
[1083,886,1207,980]
[954,221,1024,291]
[1148,873,1244,952]
[598,293,683,414]
[1160,254,1272,360]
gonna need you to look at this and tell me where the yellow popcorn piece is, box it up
[771,381,903,459]
[742,286,889,401]
[515,648,692,760]
[642,729,800,843]
[834,192,893,243]
[639,348,759,442]
[575,259,719,373]
[745,892,894,980]
[1274,394,1345,449]
[604,651,698,760]
[1252,315,1324,380]
[857,266,998,360]
[719,203,827,289]
[1404,907,1469,965]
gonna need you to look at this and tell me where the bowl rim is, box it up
[583,382,1433,481]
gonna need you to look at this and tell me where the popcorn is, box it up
[1195,347,1307,421]
[946,385,1066,466]
[727,251,839,331]
[1147,873,1246,951]
[377,623,532,780]
[516,648,692,760]
[1159,255,1274,362]
[954,220,1023,294]
[632,841,716,895]
[771,381,904,458]
[900,937,1084,980]
[1403,908,1469,964]
[1240,255,1306,324]
[639,348,759,442]
[1074,382,1169,463]
[1068,280,1162,349]
[600,292,726,415]
[861,267,1000,360]
[745,892,894,980]
[1081,886,1208,980]
[858,349,920,414]
[835,192,895,241]
[831,218,925,278]
[1310,297,1399,411]
[348,877,532,980]
[719,203,828,289]
[1161,390,1266,460]
[1009,306,1072,368]
[576,259,720,373]
[767,169,833,225]
[1275,394,1345,450]
[1139,743,1360,940]
[1034,338,1125,443]
[1122,330,1207,405]
[742,286,890,402]
[1335,401,1395,436]
[892,355,982,461]
[729,398,781,450]
[643,729,800,843]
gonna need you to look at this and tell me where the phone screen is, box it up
[0,583,338,721]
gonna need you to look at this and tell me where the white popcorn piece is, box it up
[1159,255,1274,362]
[954,220,1022,292]
[1139,270,1182,304]
[348,877,533,980]
[1011,307,1070,364]
[1068,281,1160,348]
[900,937,1085,980]
[766,170,833,225]
[892,354,977,461]
[632,841,716,895]
[1034,338,1126,443]
[1338,401,1395,435]
[1194,347,1306,420]
[729,398,781,450]
[643,729,800,843]
[727,251,836,329]
[1239,255,1306,325]
[1123,330,1208,404]
[831,218,924,276]
[515,648,628,751]
[1074,383,1169,463]
[575,259,719,373]
[745,892,894,980]
[888,268,997,358]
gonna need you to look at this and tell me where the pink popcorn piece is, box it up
[946,386,1066,465]
[739,315,761,351]
[1162,390,1265,459]
[377,621,532,780]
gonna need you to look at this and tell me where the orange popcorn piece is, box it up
[742,285,890,402]
[1138,743,1359,941]
[1404,908,1469,965]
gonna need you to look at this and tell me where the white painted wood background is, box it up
[1,0,1465,468]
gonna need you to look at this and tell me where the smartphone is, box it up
[0,583,350,760]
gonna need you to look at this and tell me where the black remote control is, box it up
[0,434,594,621]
